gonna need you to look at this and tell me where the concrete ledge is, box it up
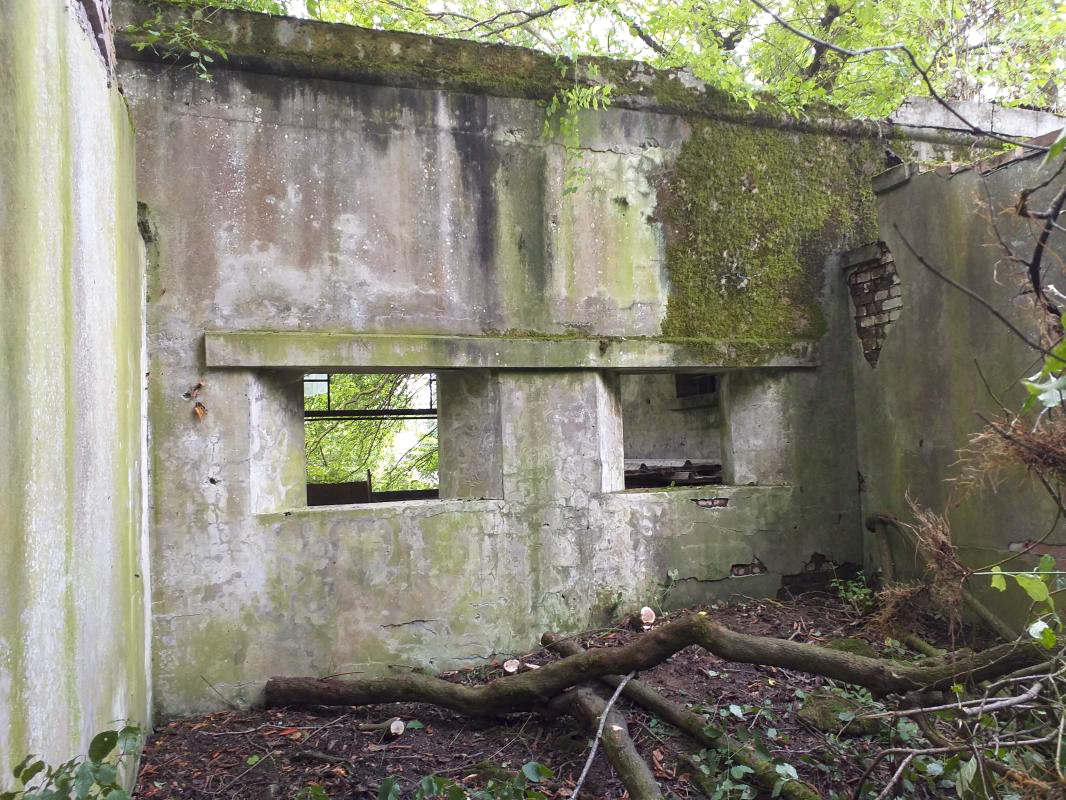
[113,1,1005,149]
[872,163,912,194]
[204,331,818,371]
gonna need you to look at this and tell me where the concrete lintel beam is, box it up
[204,331,817,372]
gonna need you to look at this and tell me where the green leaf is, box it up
[104,790,130,800]
[836,711,856,722]
[774,762,799,781]
[19,760,45,785]
[405,720,425,730]
[88,730,119,762]
[1014,573,1050,604]
[1039,554,1057,575]
[378,777,401,800]
[730,765,754,779]
[12,755,35,781]
[1044,129,1066,165]
[989,566,1006,591]
[728,704,745,719]
[521,762,553,783]
[956,756,977,798]
[74,762,94,799]
[246,754,261,766]
[117,726,141,755]
[1029,620,1057,649]
[92,763,118,787]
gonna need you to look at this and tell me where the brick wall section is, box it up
[72,0,115,73]
[843,242,900,366]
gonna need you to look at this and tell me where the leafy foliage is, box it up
[125,0,1062,119]
[3,726,141,800]
[295,0,1062,118]
[829,572,878,617]
[124,1,286,80]
[304,374,438,491]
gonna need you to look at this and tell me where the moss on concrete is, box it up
[657,121,880,357]
[1,0,148,783]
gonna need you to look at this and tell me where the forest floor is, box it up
[133,591,978,800]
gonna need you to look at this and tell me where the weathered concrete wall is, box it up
[621,374,721,463]
[112,2,1012,717]
[0,0,149,783]
[857,146,1066,629]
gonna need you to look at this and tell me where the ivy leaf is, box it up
[729,704,745,719]
[730,764,754,779]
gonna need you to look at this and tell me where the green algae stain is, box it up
[658,120,880,349]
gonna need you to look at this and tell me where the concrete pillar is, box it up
[498,371,624,504]
[249,371,307,512]
[437,370,504,500]
[720,371,793,485]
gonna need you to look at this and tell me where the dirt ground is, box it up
[133,592,975,799]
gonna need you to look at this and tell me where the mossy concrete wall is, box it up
[111,3,1010,717]
[0,0,149,784]
[857,148,1066,630]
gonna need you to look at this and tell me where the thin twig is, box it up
[894,225,1049,355]
[748,0,1047,153]
[571,672,634,800]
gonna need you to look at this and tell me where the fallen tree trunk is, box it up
[265,612,1043,713]
[543,633,822,800]
[546,685,662,800]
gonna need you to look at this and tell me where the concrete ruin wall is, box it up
[110,0,1036,718]
[857,147,1066,628]
[1,0,1060,763]
[0,0,149,783]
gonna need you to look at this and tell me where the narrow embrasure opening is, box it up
[303,373,439,505]
[620,373,723,489]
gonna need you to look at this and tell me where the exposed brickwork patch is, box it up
[844,242,900,366]
[71,0,116,73]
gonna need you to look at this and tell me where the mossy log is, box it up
[264,612,1043,714]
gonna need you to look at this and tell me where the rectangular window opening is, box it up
[304,372,439,505]
[620,373,722,489]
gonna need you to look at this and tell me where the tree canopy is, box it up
[241,0,1064,119]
